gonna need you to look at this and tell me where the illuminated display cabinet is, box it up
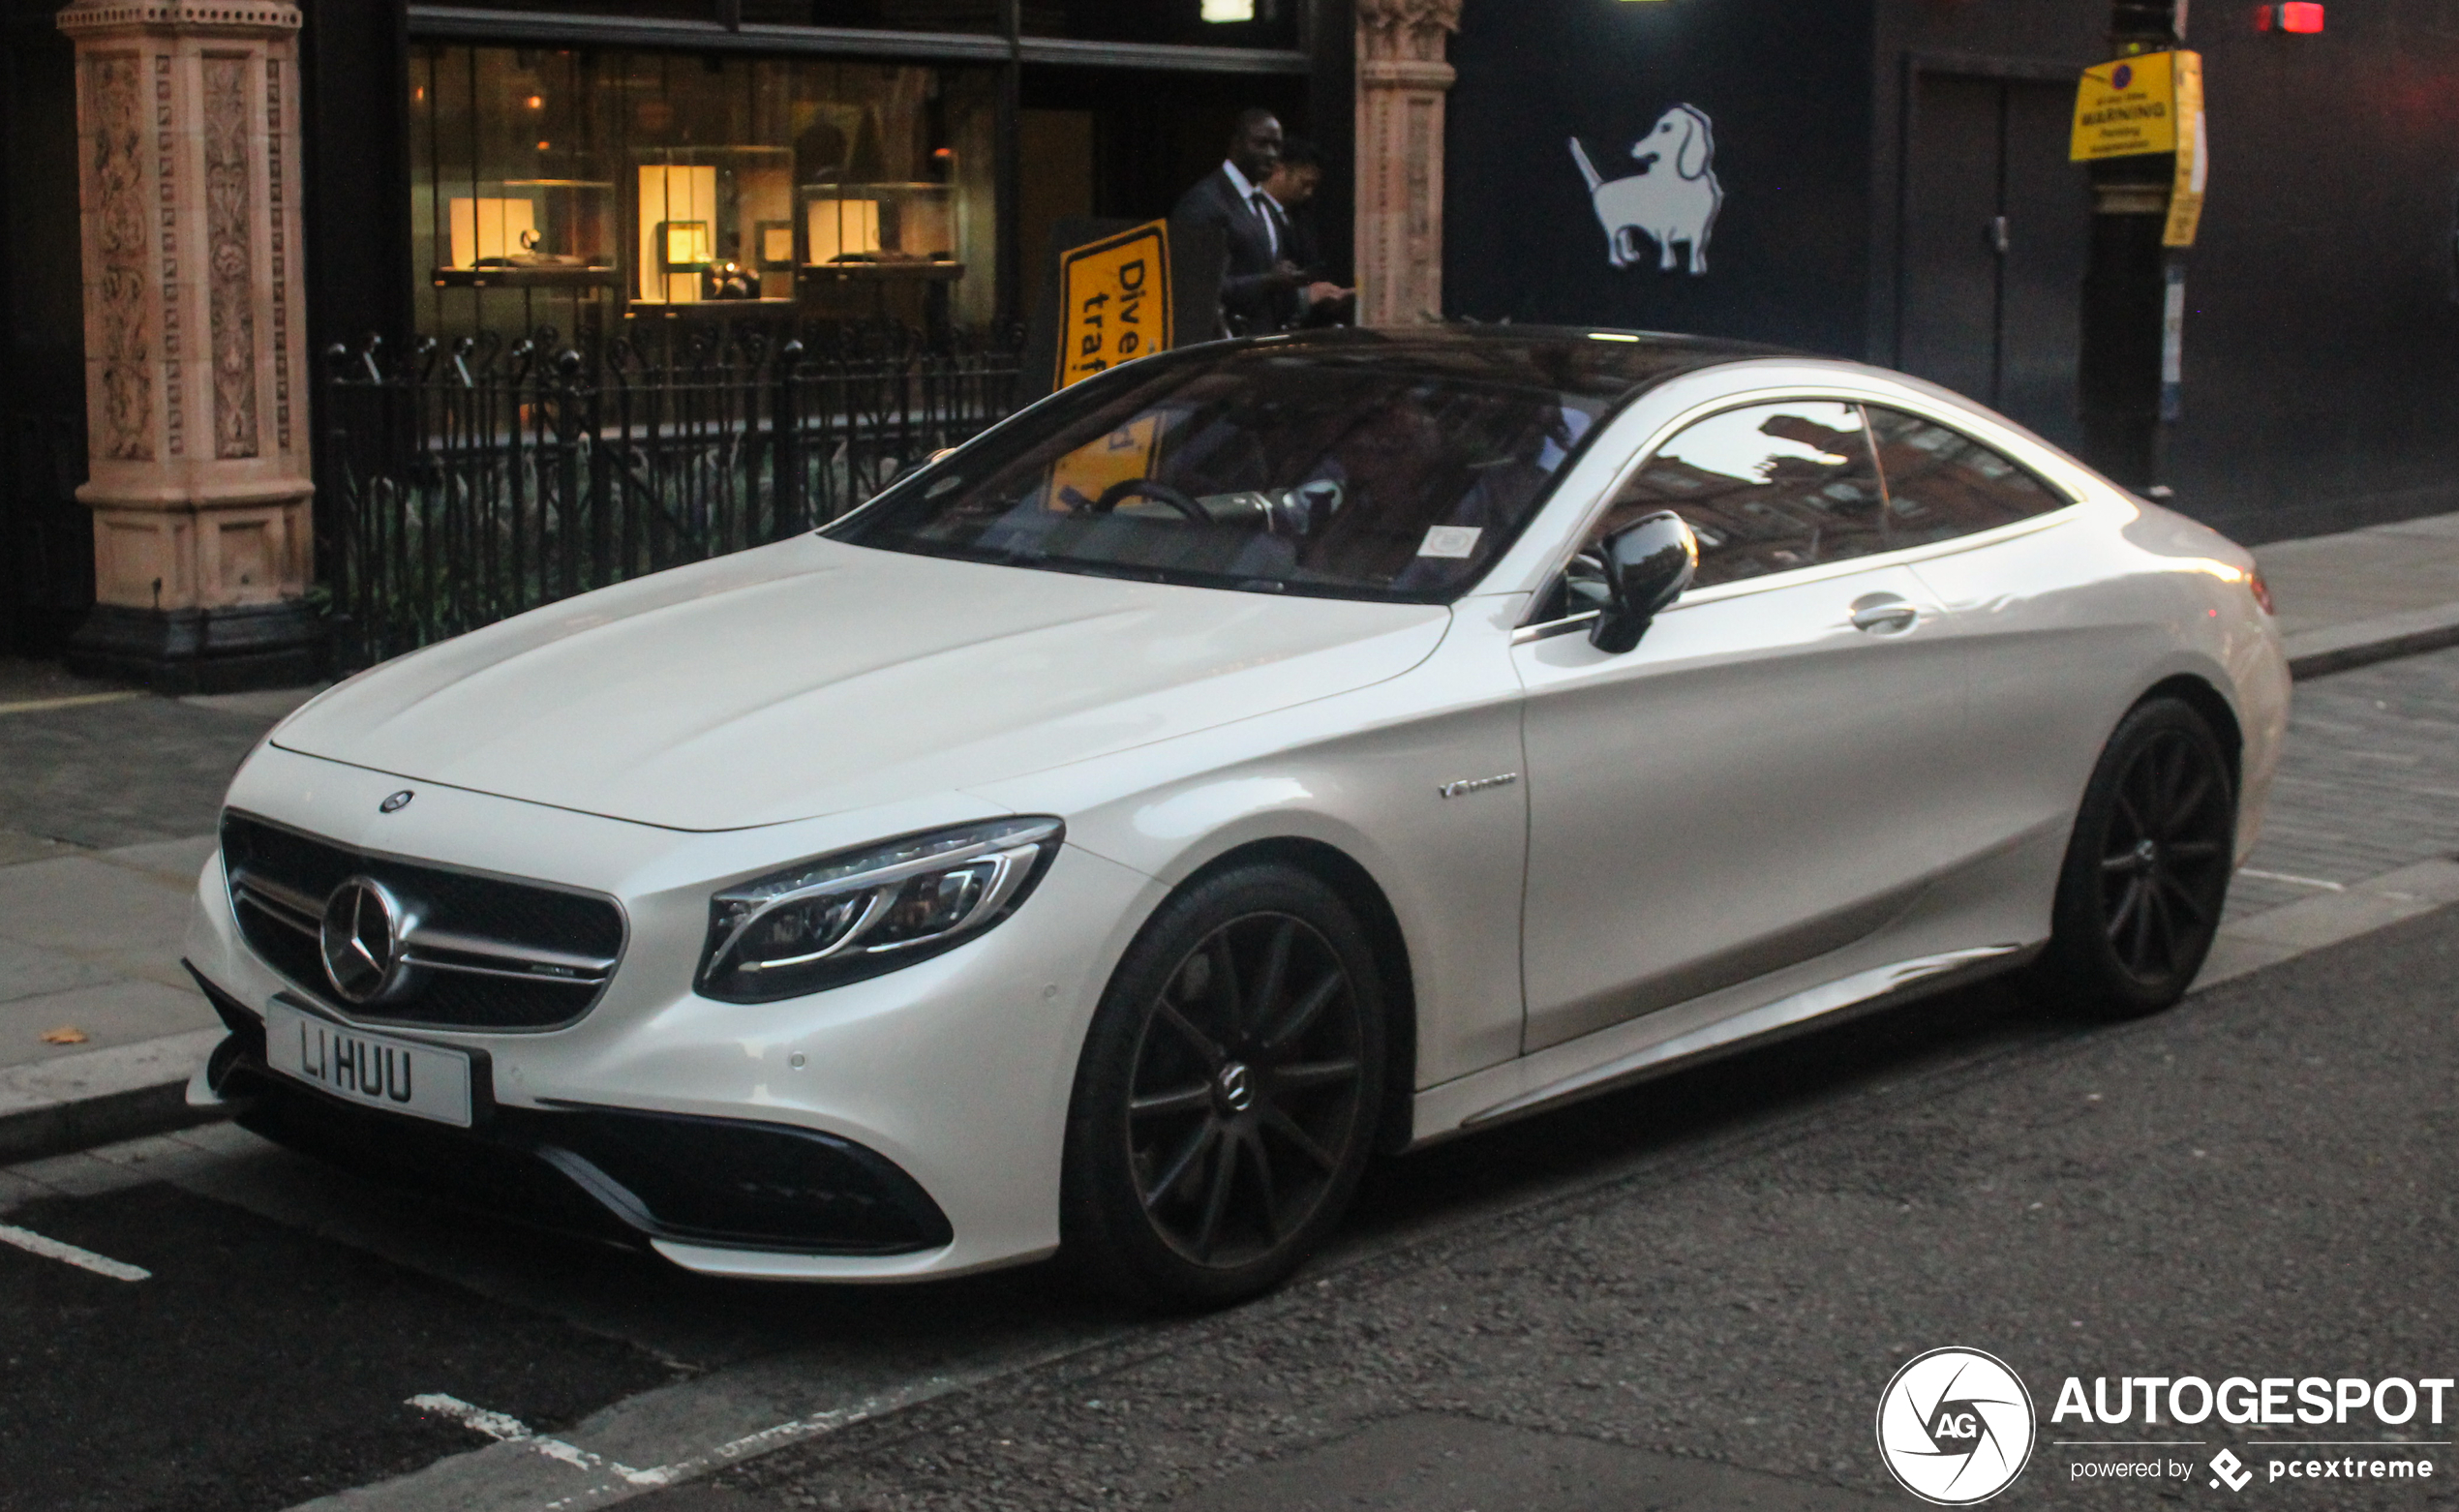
[433,178,615,289]
[802,182,963,285]
[636,147,795,305]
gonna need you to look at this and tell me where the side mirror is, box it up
[1590,511,1698,654]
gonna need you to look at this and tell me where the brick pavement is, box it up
[2226,642,2459,920]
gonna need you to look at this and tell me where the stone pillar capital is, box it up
[55,2,301,41]
[1355,0,1462,64]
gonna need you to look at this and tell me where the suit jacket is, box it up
[1171,166,1299,336]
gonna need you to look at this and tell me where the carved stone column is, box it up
[1353,0,1461,328]
[57,0,319,692]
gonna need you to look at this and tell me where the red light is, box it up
[2249,572,2276,616]
[2259,2,2324,32]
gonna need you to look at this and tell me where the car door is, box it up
[1856,403,2142,876]
[1512,398,1968,1053]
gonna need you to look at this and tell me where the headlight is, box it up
[696,817,1064,1002]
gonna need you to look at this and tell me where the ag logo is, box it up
[1875,1347,2036,1505]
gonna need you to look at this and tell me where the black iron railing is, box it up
[316,322,1023,673]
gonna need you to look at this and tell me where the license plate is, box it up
[262,999,474,1128]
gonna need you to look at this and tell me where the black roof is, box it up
[1205,323,1799,404]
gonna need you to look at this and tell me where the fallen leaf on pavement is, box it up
[40,1026,90,1045]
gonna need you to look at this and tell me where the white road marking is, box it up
[0,1223,150,1281]
[408,1395,662,1487]
[0,690,140,717]
[2238,866,2347,892]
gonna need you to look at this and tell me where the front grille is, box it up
[221,810,627,1032]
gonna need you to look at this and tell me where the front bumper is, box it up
[186,743,1167,1281]
[191,972,955,1255]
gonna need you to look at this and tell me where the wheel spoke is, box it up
[1263,1105,1339,1171]
[2165,840,2224,862]
[1245,1128,1283,1244]
[1249,918,1295,1038]
[1193,1130,1238,1259]
[1142,1118,1218,1210]
[2100,852,2139,874]
[1208,932,1244,1039]
[2105,876,2144,942]
[2165,769,2212,836]
[1265,972,1346,1053]
[1274,1058,1359,1093]
[1156,1001,1226,1068]
[2111,786,2148,846]
[2156,871,2212,926]
[2140,881,2175,975]
[2128,874,2157,967]
[1131,1083,1212,1120]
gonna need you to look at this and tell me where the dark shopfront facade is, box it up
[0,0,1355,663]
[1443,0,2459,545]
[319,1,1353,363]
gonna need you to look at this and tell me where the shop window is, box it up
[409,45,998,341]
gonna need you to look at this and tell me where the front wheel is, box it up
[2035,696,2237,1018]
[1061,864,1385,1309]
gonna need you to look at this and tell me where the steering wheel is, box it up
[1091,478,1210,523]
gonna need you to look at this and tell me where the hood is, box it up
[274,536,1451,831]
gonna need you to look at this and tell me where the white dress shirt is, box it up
[1220,158,1281,259]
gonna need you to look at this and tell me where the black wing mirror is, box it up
[1590,511,1699,654]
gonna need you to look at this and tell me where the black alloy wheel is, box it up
[2040,697,2237,1017]
[1063,864,1385,1308]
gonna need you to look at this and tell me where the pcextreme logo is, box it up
[1876,1347,2038,1505]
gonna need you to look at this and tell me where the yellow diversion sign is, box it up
[2071,51,2190,160]
[1053,219,1174,391]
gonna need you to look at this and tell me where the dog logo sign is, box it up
[1570,105,1723,275]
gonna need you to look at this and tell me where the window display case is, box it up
[635,147,795,305]
[433,178,616,288]
[801,182,965,286]
[411,46,997,336]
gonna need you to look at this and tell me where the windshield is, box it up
[828,345,1609,602]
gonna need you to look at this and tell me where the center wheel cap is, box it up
[1216,1061,1256,1113]
[2135,838,2160,869]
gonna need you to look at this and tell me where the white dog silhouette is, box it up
[1571,106,1723,275]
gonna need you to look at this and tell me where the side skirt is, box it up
[1427,941,2039,1141]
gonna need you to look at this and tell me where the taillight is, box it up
[2248,571,2275,616]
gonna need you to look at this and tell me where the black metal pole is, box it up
[2079,0,2187,491]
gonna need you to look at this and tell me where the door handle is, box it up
[1850,596,1920,635]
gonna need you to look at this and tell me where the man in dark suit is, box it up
[1171,109,1305,336]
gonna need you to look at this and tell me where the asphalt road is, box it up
[1,898,2451,1511]
[694,904,2459,1512]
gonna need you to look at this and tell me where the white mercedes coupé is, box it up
[185,328,2288,1306]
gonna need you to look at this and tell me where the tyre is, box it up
[1061,862,1386,1309]
[2035,696,2237,1018]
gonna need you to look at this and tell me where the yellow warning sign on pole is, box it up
[2071,51,2185,161]
[1053,220,1174,392]
[2162,51,2208,247]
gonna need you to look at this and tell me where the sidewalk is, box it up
[4,508,2458,1162]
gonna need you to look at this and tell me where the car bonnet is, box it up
[272,534,1452,832]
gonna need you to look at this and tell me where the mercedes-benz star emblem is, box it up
[379,790,415,814]
[320,876,409,1005]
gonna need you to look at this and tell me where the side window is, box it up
[1551,402,1887,616]
[1865,407,2071,546]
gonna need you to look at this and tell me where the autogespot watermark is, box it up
[2050,1373,2452,1494]
[1878,1352,2454,1502]
[1876,1348,2038,1504]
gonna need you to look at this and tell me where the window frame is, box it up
[1513,384,2091,642]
